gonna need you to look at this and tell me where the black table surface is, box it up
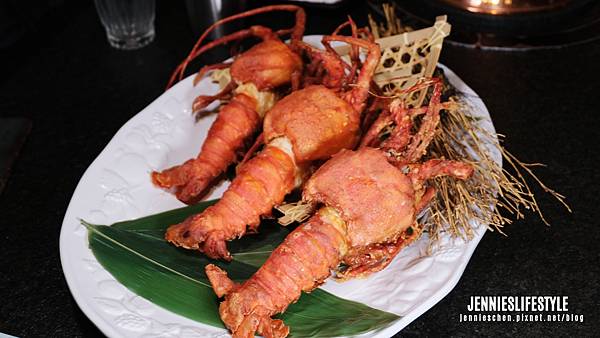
[1,1,598,337]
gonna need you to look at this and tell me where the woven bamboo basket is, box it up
[336,16,451,107]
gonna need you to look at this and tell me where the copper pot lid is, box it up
[440,0,573,15]
[368,0,600,50]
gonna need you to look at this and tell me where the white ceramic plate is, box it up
[60,36,499,337]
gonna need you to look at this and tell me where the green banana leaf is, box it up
[83,200,399,337]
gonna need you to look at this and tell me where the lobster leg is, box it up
[191,80,236,114]
[322,35,381,114]
[380,100,414,152]
[296,41,347,89]
[206,207,348,338]
[165,142,297,259]
[360,80,386,132]
[328,17,362,85]
[359,107,392,148]
[401,80,443,163]
[362,79,446,151]
[410,159,474,183]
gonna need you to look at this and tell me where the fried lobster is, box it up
[164,35,382,260]
[205,79,474,337]
[152,5,305,204]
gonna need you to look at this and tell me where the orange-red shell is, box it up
[152,93,260,204]
[164,145,296,259]
[263,85,361,163]
[208,208,346,337]
[303,147,415,247]
[230,39,302,91]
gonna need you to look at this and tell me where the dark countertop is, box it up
[0,1,598,337]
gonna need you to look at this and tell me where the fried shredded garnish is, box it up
[423,94,570,247]
[275,201,316,226]
[368,3,411,40]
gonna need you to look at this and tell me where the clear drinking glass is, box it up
[94,0,156,50]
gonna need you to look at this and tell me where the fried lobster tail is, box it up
[165,144,296,259]
[207,79,474,337]
[165,35,382,260]
[152,93,263,204]
[152,6,306,204]
[206,207,347,338]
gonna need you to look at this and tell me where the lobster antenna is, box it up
[168,5,306,88]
